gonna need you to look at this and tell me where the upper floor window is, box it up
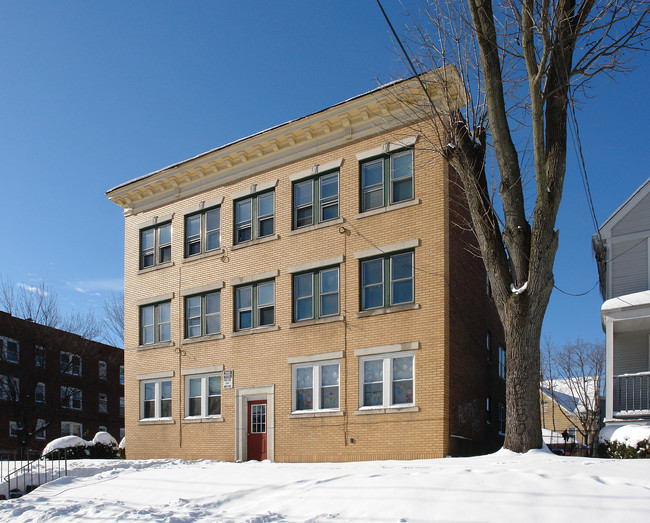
[60,352,82,376]
[185,206,220,257]
[185,373,221,418]
[293,171,339,229]
[360,149,413,212]
[120,396,125,416]
[0,337,19,364]
[360,353,414,408]
[141,379,172,419]
[99,361,108,380]
[99,393,108,414]
[61,386,82,410]
[486,331,492,361]
[292,360,339,412]
[0,375,19,401]
[140,222,171,269]
[61,421,82,437]
[120,365,125,385]
[140,301,171,345]
[361,251,414,310]
[293,267,339,322]
[498,345,506,380]
[185,291,221,339]
[35,382,46,403]
[235,191,274,244]
[34,345,45,367]
[235,280,274,330]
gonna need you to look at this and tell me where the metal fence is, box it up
[0,448,68,499]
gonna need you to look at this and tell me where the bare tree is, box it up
[380,0,649,451]
[103,292,124,348]
[544,339,605,455]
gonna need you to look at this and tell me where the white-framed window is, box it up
[140,301,171,345]
[293,171,339,228]
[498,345,506,380]
[293,267,339,322]
[99,393,108,414]
[34,345,45,367]
[292,360,339,412]
[360,149,414,212]
[185,291,221,338]
[141,379,172,419]
[35,419,46,440]
[60,352,82,376]
[360,352,414,408]
[234,191,274,244]
[184,373,221,418]
[61,421,82,437]
[235,280,274,330]
[120,397,125,416]
[61,386,82,410]
[99,361,108,380]
[120,365,125,385]
[35,382,46,403]
[361,251,414,310]
[497,403,506,434]
[0,375,19,401]
[0,336,20,364]
[140,222,171,269]
[185,206,221,257]
[98,425,107,433]
[9,421,21,438]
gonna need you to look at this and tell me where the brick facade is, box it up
[108,73,505,461]
[0,311,124,451]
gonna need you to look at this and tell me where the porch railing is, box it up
[614,371,650,416]
[0,448,68,499]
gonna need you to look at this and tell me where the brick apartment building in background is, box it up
[0,311,124,452]
[106,69,506,461]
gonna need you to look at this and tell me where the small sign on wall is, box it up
[223,370,233,389]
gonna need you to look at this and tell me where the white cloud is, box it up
[17,283,48,297]
[71,278,124,294]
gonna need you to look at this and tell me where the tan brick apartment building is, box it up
[107,71,505,461]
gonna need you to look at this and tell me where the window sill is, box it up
[182,416,224,424]
[289,315,344,329]
[137,341,175,351]
[182,248,224,264]
[354,405,419,415]
[289,410,343,419]
[138,418,175,425]
[231,234,279,251]
[231,325,279,337]
[287,217,344,237]
[138,261,175,275]
[355,199,420,220]
[182,334,225,345]
[356,303,420,318]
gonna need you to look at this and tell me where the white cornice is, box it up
[107,67,464,216]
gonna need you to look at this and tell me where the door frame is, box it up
[235,384,274,462]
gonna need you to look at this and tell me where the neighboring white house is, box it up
[594,178,650,436]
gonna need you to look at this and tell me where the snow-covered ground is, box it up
[1,449,649,522]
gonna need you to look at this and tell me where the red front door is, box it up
[247,400,267,461]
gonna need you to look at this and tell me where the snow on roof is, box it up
[541,377,597,415]
[599,423,650,445]
[42,435,89,456]
[602,289,650,313]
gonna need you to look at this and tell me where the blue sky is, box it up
[0,1,648,346]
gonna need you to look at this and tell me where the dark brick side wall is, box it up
[447,167,506,455]
[0,311,124,452]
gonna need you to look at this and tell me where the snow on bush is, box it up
[92,431,118,447]
[42,432,121,460]
[599,423,650,458]
[42,435,90,459]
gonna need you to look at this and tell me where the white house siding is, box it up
[613,331,649,376]
[612,192,650,237]
[611,238,648,298]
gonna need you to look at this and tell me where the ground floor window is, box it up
[9,421,21,438]
[185,373,221,418]
[498,403,506,434]
[360,352,414,408]
[292,360,340,412]
[35,419,46,440]
[61,386,82,410]
[141,379,172,420]
[61,421,82,437]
